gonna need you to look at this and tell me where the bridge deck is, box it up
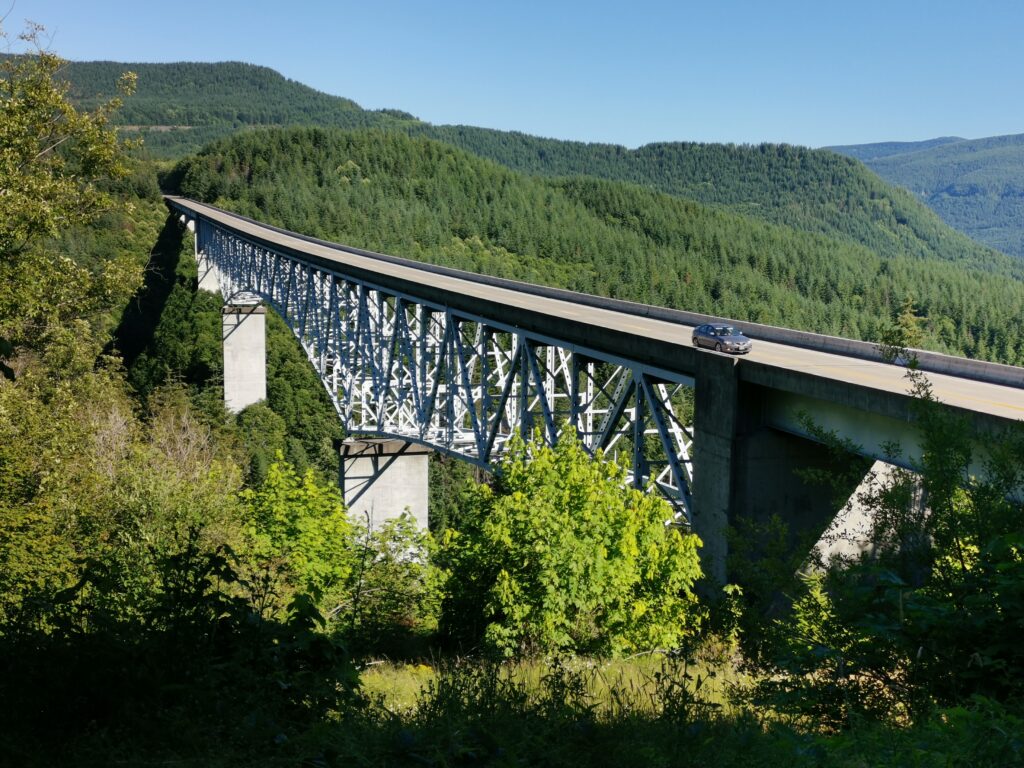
[168,197,1024,425]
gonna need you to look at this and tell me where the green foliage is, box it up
[428,452,484,535]
[441,432,703,657]
[0,27,134,258]
[120,228,342,482]
[125,245,223,399]
[878,295,925,362]
[235,402,288,482]
[344,513,444,657]
[0,37,373,766]
[751,368,1024,726]
[0,28,157,378]
[0,528,360,765]
[239,456,354,610]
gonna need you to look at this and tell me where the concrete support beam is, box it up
[812,460,926,566]
[691,352,741,583]
[692,353,872,583]
[222,304,266,413]
[338,439,431,530]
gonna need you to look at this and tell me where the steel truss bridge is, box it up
[186,206,697,519]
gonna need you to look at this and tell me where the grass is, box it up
[361,651,748,718]
[345,654,1024,768]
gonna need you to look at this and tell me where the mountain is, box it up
[408,126,1004,270]
[67,60,1007,275]
[830,133,1024,259]
[829,137,964,163]
[63,60,406,157]
[169,128,1024,364]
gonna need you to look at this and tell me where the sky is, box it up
[6,0,1024,149]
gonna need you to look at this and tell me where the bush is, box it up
[439,431,703,657]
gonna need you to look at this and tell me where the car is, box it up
[691,323,752,354]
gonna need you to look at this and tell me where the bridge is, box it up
[166,196,1024,579]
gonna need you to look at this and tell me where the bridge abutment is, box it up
[338,439,431,530]
[222,303,267,413]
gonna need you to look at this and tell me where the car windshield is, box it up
[714,326,737,336]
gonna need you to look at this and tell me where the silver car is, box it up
[691,324,752,354]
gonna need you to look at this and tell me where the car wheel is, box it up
[692,336,699,347]
[715,342,723,353]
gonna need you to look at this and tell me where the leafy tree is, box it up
[344,512,444,656]
[440,432,703,657]
[0,25,133,255]
[0,25,135,377]
[878,295,925,361]
[235,402,289,483]
[239,456,355,613]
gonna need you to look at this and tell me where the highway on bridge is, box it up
[168,197,1024,425]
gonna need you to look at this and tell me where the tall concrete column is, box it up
[691,352,741,583]
[338,439,431,530]
[189,220,221,294]
[692,351,874,582]
[222,304,267,413]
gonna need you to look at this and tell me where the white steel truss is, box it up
[196,219,697,521]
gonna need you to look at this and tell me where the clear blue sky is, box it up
[8,0,1023,148]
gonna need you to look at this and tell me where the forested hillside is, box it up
[169,127,1024,364]
[64,60,404,156]
[831,133,1024,258]
[66,60,1007,275]
[411,126,1008,270]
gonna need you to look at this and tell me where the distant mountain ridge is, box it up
[830,133,1024,258]
[65,59,1011,274]
[827,137,965,162]
[407,126,1004,271]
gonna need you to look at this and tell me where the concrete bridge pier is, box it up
[222,302,267,413]
[691,352,741,583]
[337,439,431,530]
[691,353,871,583]
[181,215,221,294]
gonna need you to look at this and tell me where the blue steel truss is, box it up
[184,214,697,521]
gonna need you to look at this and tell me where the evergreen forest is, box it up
[65,59,1021,273]
[2,34,1024,767]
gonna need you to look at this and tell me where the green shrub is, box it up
[440,431,703,657]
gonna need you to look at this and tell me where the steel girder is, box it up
[196,219,697,521]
